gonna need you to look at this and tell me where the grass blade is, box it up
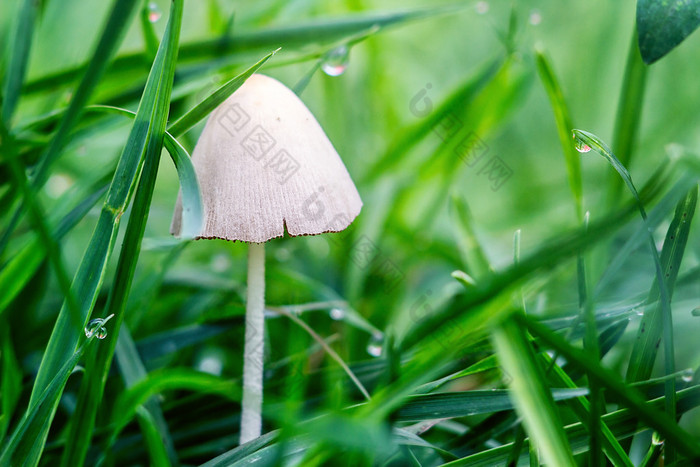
[0,319,22,441]
[626,186,697,383]
[59,3,184,465]
[443,385,700,466]
[86,104,204,238]
[134,406,172,467]
[573,129,678,444]
[492,317,575,467]
[535,48,582,219]
[608,30,648,204]
[395,388,588,422]
[117,327,177,465]
[25,1,183,462]
[1,0,38,125]
[0,321,112,466]
[541,353,632,467]
[522,314,700,460]
[106,369,240,450]
[167,49,279,136]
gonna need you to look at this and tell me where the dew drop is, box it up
[366,332,384,357]
[529,10,542,26]
[329,308,345,320]
[475,1,489,14]
[681,368,694,383]
[85,319,108,340]
[651,431,664,446]
[573,133,592,153]
[321,45,350,77]
[148,2,162,23]
[692,307,700,317]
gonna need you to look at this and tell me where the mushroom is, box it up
[171,74,362,444]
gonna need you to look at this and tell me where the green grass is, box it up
[1,1,700,466]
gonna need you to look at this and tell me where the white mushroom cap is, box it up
[171,74,362,243]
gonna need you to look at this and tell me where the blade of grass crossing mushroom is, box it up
[26,2,184,462]
[59,3,185,465]
[167,49,279,136]
[491,316,576,467]
[572,128,677,432]
[521,314,700,460]
[86,104,203,238]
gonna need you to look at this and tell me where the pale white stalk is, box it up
[240,242,265,444]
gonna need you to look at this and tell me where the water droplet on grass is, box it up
[85,319,107,339]
[322,46,349,76]
[681,368,694,382]
[148,2,162,22]
[692,307,700,317]
[573,132,592,153]
[652,431,664,446]
[329,308,345,320]
[366,332,384,357]
[475,1,489,14]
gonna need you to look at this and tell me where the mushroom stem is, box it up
[240,242,265,444]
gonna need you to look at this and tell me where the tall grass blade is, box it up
[608,31,647,204]
[58,3,184,465]
[535,49,582,219]
[572,129,678,448]
[492,317,575,467]
[25,2,183,462]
